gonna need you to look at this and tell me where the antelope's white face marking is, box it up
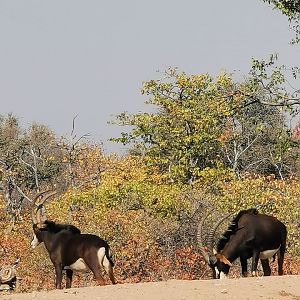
[259,247,280,259]
[31,233,40,249]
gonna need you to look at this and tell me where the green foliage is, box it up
[60,156,190,219]
[263,0,300,18]
[111,69,241,183]
[262,0,300,42]
[248,54,300,110]
[112,68,298,181]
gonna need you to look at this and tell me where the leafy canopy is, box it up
[262,0,300,42]
[111,68,243,183]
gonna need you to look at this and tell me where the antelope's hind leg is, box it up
[277,245,286,275]
[260,259,271,276]
[84,249,106,286]
[102,254,116,284]
[66,269,73,288]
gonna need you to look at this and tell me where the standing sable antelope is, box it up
[31,191,116,289]
[198,208,287,279]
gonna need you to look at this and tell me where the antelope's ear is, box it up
[216,254,232,267]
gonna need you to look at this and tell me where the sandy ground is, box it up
[2,276,300,300]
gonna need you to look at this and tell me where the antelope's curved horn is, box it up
[32,190,50,225]
[34,190,55,206]
[197,208,213,264]
[32,190,57,226]
[206,212,233,254]
[31,205,38,225]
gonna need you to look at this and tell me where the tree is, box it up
[221,101,297,178]
[58,116,106,190]
[0,114,25,219]
[113,69,235,182]
[111,69,242,183]
[226,53,300,114]
[112,69,298,182]
[0,114,61,220]
[21,122,62,190]
[257,1,300,176]
[250,2,300,111]
[262,0,300,43]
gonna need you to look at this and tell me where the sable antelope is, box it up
[31,191,116,289]
[198,208,287,279]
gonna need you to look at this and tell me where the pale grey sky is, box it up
[0,0,298,153]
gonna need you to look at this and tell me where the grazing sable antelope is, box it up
[198,208,287,279]
[31,191,116,289]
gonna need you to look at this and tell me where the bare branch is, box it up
[71,115,78,137]
[9,179,33,203]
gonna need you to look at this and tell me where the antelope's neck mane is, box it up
[35,221,81,251]
[216,208,258,252]
[43,220,81,234]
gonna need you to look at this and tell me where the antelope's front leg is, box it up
[251,251,260,276]
[54,264,63,289]
[240,257,248,277]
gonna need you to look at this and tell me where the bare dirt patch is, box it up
[1,275,300,300]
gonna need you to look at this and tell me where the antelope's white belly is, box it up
[65,258,90,272]
[259,247,280,259]
[64,247,108,273]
